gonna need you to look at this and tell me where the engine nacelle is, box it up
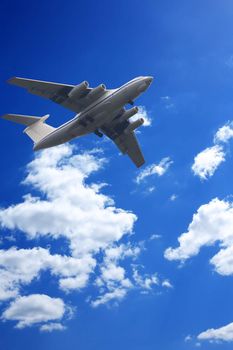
[119,107,139,123]
[68,81,89,99]
[87,84,106,100]
[126,118,144,132]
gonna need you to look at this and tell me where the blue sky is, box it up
[1,1,233,349]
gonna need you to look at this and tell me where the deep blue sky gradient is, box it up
[1,1,233,349]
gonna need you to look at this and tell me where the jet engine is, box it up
[68,81,89,99]
[119,106,139,123]
[87,84,106,100]
[126,118,144,132]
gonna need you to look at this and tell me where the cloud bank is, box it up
[0,145,169,330]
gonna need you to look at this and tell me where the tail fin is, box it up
[2,113,55,143]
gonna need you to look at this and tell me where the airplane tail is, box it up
[1,113,55,143]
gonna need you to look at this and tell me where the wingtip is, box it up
[1,114,11,121]
[7,77,18,85]
[136,160,145,168]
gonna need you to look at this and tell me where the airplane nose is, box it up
[145,76,153,84]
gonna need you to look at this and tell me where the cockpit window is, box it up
[130,77,142,82]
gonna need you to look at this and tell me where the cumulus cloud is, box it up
[164,198,233,276]
[198,322,233,342]
[191,145,225,180]
[132,268,159,290]
[214,123,233,143]
[135,157,173,184]
[0,145,170,328]
[192,121,233,180]
[90,241,171,307]
[0,145,136,257]
[0,247,95,300]
[90,243,141,307]
[1,294,67,329]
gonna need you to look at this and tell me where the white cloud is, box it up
[164,198,233,276]
[161,279,173,288]
[210,245,233,276]
[144,186,156,195]
[0,247,95,300]
[40,322,66,332]
[90,242,170,306]
[0,145,140,311]
[191,145,225,180]
[91,288,127,308]
[103,243,142,262]
[214,123,233,143]
[90,243,141,307]
[130,106,152,127]
[0,145,136,258]
[198,322,233,342]
[185,335,192,342]
[135,157,173,184]
[1,294,67,329]
[133,268,159,290]
[192,121,233,180]
[165,198,233,340]
[160,96,175,110]
[0,145,171,326]
[149,234,161,240]
[170,194,177,201]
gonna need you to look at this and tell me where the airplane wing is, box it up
[101,113,145,168]
[8,77,112,114]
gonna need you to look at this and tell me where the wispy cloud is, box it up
[170,194,177,201]
[149,234,162,240]
[160,96,175,110]
[40,322,66,332]
[135,157,173,184]
[225,55,233,69]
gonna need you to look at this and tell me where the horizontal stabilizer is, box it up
[2,113,55,143]
[2,113,44,126]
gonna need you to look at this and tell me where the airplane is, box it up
[2,76,153,167]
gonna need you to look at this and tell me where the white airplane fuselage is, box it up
[33,76,153,151]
